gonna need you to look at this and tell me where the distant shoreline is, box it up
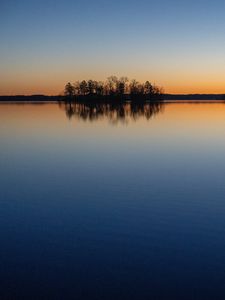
[0,94,225,102]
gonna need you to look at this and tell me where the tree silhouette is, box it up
[80,80,88,96]
[107,76,118,95]
[64,82,74,98]
[144,81,153,95]
[87,80,95,95]
[63,76,163,102]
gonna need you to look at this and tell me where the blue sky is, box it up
[1,0,225,94]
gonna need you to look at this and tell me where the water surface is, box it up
[1,102,225,299]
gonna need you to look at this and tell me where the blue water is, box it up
[1,102,225,299]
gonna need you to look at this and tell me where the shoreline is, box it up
[0,100,225,104]
[1,94,225,103]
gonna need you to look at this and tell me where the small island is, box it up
[64,76,163,102]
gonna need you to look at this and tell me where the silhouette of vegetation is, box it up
[58,101,164,123]
[64,76,163,102]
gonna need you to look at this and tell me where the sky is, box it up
[1,0,225,95]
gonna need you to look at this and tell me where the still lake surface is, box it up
[1,102,225,299]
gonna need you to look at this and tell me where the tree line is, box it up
[64,76,163,101]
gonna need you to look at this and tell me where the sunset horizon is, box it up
[1,77,225,96]
[1,0,225,96]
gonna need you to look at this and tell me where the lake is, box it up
[1,102,225,299]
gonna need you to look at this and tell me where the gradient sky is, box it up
[1,0,225,95]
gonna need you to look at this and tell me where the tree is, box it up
[107,76,118,95]
[64,82,74,98]
[144,81,153,95]
[96,81,104,96]
[117,77,128,95]
[74,81,81,95]
[87,80,95,95]
[80,80,88,96]
[129,79,139,95]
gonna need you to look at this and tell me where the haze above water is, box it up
[1,102,225,299]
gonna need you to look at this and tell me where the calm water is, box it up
[1,102,225,299]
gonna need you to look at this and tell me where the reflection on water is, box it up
[1,102,225,299]
[58,101,164,123]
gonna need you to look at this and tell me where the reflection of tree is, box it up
[58,101,164,123]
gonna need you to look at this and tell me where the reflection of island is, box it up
[58,101,164,123]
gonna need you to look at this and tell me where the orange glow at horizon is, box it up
[0,70,225,95]
[1,84,225,96]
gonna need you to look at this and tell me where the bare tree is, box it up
[107,76,118,95]
[80,80,88,96]
[64,82,75,98]
[87,80,95,95]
